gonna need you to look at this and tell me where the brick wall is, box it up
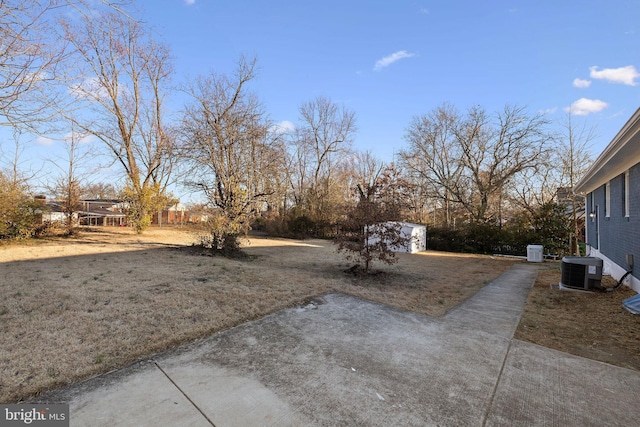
[587,162,640,276]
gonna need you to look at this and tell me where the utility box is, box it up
[527,245,544,262]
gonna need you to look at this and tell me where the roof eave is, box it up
[574,107,640,194]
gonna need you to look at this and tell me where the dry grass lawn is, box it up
[515,264,640,371]
[0,227,516,403]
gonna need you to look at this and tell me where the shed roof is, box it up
[385,221,426,228]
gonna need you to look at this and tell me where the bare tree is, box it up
[286,127,312,208]
[345,150,386,196]
[82,182,118,200]
[180,57,283,253]
[402,168,433,225]
[3,128,33,183]
[60,9,174,232]
[0,0,64,130]
[508,114,593,253]
[454,105,551,222]
[560,114,594,254]
[0,1,129,131]
[291,96,356,229]
[507,152,558,214]
[402,104,552,224]
[400,104,463,227]
[47,124,92,234]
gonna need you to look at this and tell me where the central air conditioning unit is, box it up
[560,256,603,290]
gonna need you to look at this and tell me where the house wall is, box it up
[585,161,640,292]
[152,209,187,226]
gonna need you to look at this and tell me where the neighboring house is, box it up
[41,201,78,225]
[34,196,78,225]
[37,197,197,227]
[79,199,127,226]
[575,108,640,292]
[182,205,210,223]
[152,203,188,226]
[556,187,573,205]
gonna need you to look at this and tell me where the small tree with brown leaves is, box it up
[334,165,413,273]
[0,170,40,239]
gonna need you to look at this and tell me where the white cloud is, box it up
[63,131,93,144]
[564,98,608,116]
[69,76,110,101]
[184,0,196,5]
[540,107,558,114]
[374,50,416,71]
[271,120,295,135]
[572,78,591,88]
[419,8,429,14]
[607,110,625,119]
[589,65,640,86]
[35,136,54,146]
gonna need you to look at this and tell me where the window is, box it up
[605,182,610,217]
[625,171,630,217]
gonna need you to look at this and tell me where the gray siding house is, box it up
[575,108,640,292]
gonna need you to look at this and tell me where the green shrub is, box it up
[0,173,41,240]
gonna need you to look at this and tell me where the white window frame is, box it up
[605,181,611,218]
[625,170,630,218]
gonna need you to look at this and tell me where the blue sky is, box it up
[6,0,640,195]
[138,0,640,160]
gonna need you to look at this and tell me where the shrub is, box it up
[193,211,245,257]
[0,173,41,240]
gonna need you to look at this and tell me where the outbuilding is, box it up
[367,221,427,254]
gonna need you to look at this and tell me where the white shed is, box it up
[366,221,427,254]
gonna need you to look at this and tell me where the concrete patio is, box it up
[37,264,640,426]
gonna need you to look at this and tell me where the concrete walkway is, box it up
[38,264,640,426]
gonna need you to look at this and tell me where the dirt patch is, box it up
[515,264,640,371]
[0,227,516,403]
